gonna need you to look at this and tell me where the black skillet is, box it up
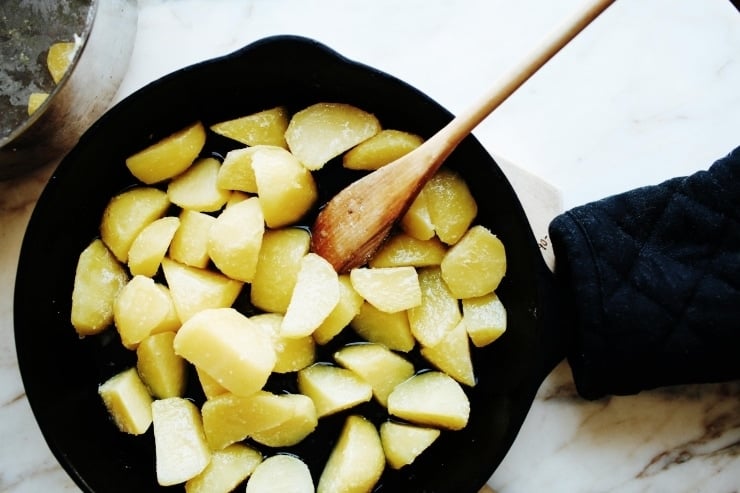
[14,35,567,492]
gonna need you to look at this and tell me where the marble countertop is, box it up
[2,0,739,492]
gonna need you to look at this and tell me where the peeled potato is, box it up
[297,363,372,417]
[380,421,440,470]
[249,393,318,448]
[127,216,180,277]
[281,253,340,338]
[27,92,49,115]
[210,106,289,148]
[350,302,416,353]
[246,454,313,493]
[207,196,265,282]
[216,146,261,193]
[462,292,507,347]
[350,266,422,313]
[251,313,315,374]
[125,121,206,184]
[137,332,187,399]
[369,233,447,268]
[152,397,211,486]
[100,187,171,263]
[113,275,179,349]
[425,168,477,245]
[441,225,507,298]
[47,41,76,83]
[343,129,423,170]
[388,371,470,430]
[71,239,129,336]
[401,187,435,241]
[174,308,276,397]
[167,157,230,212]
[185,443,263,493]
[285,102,381,170]
[313,274,363,345]
[420,319,476,387]
[169,210,215,269]
[317,415,385,493]
[98,367,153,436]
[407,267,461,347]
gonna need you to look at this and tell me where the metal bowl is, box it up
[0,0,137,179]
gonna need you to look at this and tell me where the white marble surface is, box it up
[2,0,740,492]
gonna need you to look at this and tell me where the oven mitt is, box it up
[548,146,740,400]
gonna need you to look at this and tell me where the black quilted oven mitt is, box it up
[549,146,740,400]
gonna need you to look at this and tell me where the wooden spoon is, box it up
[311,0,616,273]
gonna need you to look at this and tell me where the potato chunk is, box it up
[169,210,215,268]
[297,364,372,417]
[246,454,313,493]
[387,371,470,430]
[207,196,265,282]
[401,187,435,241]
[251,146,318,228]
[334,343,415,406]
[317,415,385,493]
[380,421,440,470]
[210,106,289,148]
[285,102,381,170]
[343,129,423,170]
[251,313,315,373]
[137,332,187,399]
[201,391,296,450]
[100,187,170,262]
[350,266,421,313]
[127,216,180,277]
[249,393,318,447]
[350,302,415,353]
[152,397,211,486]
[113,275,179,349]
[216,146,260,193]
[167,157,230,212]
[185,443,263,493]
[281,253,340,338]
[71,239,129,335]
[425,168,477,245]
[27,92,48,115]
[174,308,275,397]
[369,233,446,268]
[250,228,311,313]
[98,367,153,435]
[407,267,461,347]
[47,41,76,83]
[420,319,476,387]
[313,274,363,345]
[161,258,243,323]
[462,292,507,347]
[441,225,507,298]
[125,121,206,184]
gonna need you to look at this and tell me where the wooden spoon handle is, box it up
[423,0,616,168]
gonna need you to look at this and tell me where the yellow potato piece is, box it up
[281,253,340,338]
[167,157,230,212]
[196,367,228,401]
[207,196,264,282]
[462,292,507,347]
[216,146,261,193]
[369,232,447,268]
[127,216,180,277]
[285,102,381,170]
[152,398,211,486]
[251,146,318,228]
[420,319,476,387]
[98,367,153,435]
[113,275,179,349]
[350,302,415,353]
[249,393,318,448]
[136,332,187,399]
[334,343,415,407]
[169,210,215,268]
[297,363,372,417]
[174,308,275,397]
[387,371,470,430]
[126,121,206,184]
[47,41,76,83]
[185,443,263,493]
[425,168,478,245]
[100,187,171,263]
[246,454,313,493]
[71,239,129,336]
[250,227,310,314]
[317,415,385,493]
[251,313,315,373]
[407,267,461,347]
[401,187,435,241]
[210,106,289,148]
[441,225,506,298]
[380,421,440,470]
[27,92,49,115]
[343,129,424,170]
[161,258,243,323]
[313,274,363,345]
[201,391,296,450]
[350,266,421,313]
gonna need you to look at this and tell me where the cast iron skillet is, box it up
[15,35,565,492]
